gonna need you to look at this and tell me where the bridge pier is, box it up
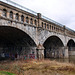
[64,46,69,58]
[37,43,44,59]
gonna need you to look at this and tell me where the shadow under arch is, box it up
[67,39,75,51]
[43,35,64,58]
[0,26,37,60]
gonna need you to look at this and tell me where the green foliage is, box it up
[0,71,15,75]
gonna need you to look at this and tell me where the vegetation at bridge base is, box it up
[0,59,75,75]
[0,71,15,75]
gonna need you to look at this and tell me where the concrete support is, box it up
[64,46,69,58]
[37,43,44,59]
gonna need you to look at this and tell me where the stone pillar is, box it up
[0,10,2,16]
[36,43,44,59]
[48,24,50,30]
[24,16,25,23]
[7,11,9,18]
[28,16,30,24]
[19,14,21,22]
[51,25,52,31]
[37,13,41,27]
[64,46,69,58]
[13,13,15,20]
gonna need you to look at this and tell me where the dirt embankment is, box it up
[0,59,75,75]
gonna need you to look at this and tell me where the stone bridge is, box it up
[0,0,75,59]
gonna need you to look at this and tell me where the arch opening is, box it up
[67,39,75,51]
[16,13,19,21]
[0,26,37,60]
[43,36,64,58]
[10,11,13,19]
[3,9,7,17]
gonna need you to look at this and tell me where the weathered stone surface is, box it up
[0,1,75,59]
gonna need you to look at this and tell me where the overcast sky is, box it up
[11,0,75,31]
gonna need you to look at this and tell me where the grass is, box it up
[0,71,15,75]
[0,59,75,75]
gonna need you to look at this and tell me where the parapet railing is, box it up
[66,26,75,32]
[0,0,37,16]
[41,15,64,27]
[41,15,75,32]
[0,0,75,33]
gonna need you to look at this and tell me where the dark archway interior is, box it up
[43,36,64,58]
[0,26,36,60]
[67,39,75,51]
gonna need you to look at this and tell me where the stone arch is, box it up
[47,24,49,29]
[67,39,75,51]
[0,26,37,60]
[21,15,24,22]
[30,18,33,24]
[0,26,36,46]
[43,35,64,58]
[0,19,37,45]
[43,35,64,46]
[41,22,43,27]
[34,19,37,25]
[26,16,29,23]
[41,31,65,46]
[3,9,7,17]
[44,23,46,29]
[9,11,13,19]
[15,13,19,21]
